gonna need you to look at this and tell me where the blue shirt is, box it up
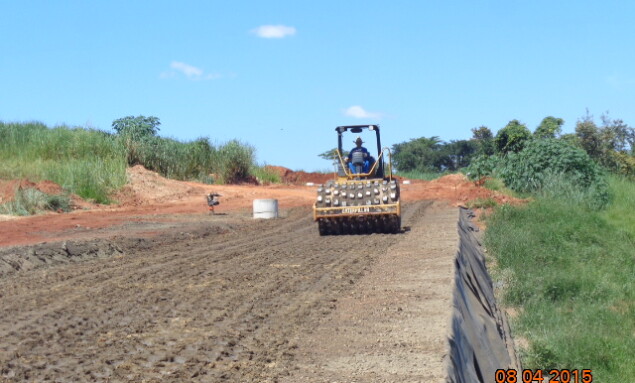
[348,146,369,160]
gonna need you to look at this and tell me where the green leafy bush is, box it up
[465,154,499,180]
[466,139,609,208]
[495,120,532,154]
[498,139,608,207]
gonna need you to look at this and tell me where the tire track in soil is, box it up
[0,201,436,382]
[0,211,313,335]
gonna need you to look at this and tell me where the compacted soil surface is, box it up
[0,200,458,383]
[0,167,517,382]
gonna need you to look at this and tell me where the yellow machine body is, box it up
[313,126,401,235]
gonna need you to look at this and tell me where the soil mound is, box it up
[404,174,525,207]
[114,165,203,206]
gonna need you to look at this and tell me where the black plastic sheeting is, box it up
[446,208,520,383]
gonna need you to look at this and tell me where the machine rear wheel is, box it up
[318,220,328,236]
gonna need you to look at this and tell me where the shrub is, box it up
[466,139,609,208]
[465,154,499,181]
[497,139,608,206]
[495,120,532,154]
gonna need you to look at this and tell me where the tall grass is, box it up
[0,122,127,203]
[485,176,635,382]
[0,188,71,216]
[250,166,281,184]
[1,121,266,205]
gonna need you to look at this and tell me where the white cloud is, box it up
[171,61,203,77]
[343,105,383,119]
[160,61,222,81]
[252,25,296,38]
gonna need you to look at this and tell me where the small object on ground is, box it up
[253,199,279,219]
[206,192,222,214]
[306,182,314,186]
[403,180,411,185]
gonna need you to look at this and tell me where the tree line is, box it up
[390,112,635,177]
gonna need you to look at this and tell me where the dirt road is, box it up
[0,201,458,382]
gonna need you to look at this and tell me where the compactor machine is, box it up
[313,125,401,235]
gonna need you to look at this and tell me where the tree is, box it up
[575,115,602,159]
[534,116,564,139]
[318,148,348,162]
[599,113,635,153]
[495,120,532,154]
[392,136,442,172]
[112,115,161,140]
[573,112,635,176]
[471,126,495,155]
[440,140,478,170]
[112,115,162,166]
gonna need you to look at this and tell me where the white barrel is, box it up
[253,199,278,219]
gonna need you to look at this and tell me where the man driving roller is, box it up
[346,136,373,173]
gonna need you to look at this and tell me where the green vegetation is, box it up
[482,177,507,192]
[485,176,635,381]
[0,118,267,207]
[0,188,71,216]
[0,122,127,203]
[109,116,258,184]
[466,197,497,209]
[250,166,281,184]
[469,139,609,209]
[395,170,445,180]
[391,136,477,173]
[451,112,635,379]
[495,119,532,154]
[318,147,348,162]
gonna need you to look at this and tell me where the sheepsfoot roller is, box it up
[313,125,401,235]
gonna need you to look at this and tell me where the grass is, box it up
[0,188,71,216]
[1,121,271,208]
[467,197,498,209]
[251,166,281,184]
[396,170,447,180]
[602,174,635,233]
[0,122,127,203]
[485,176,635,382]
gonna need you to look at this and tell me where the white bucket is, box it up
[253,199,279,219]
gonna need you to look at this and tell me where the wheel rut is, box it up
[0,201,457,383]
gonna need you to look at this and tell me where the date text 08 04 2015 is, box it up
[495,369,593,383]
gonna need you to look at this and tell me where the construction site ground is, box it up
[0,166,518,382]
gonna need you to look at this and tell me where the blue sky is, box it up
[2,1,634,171]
